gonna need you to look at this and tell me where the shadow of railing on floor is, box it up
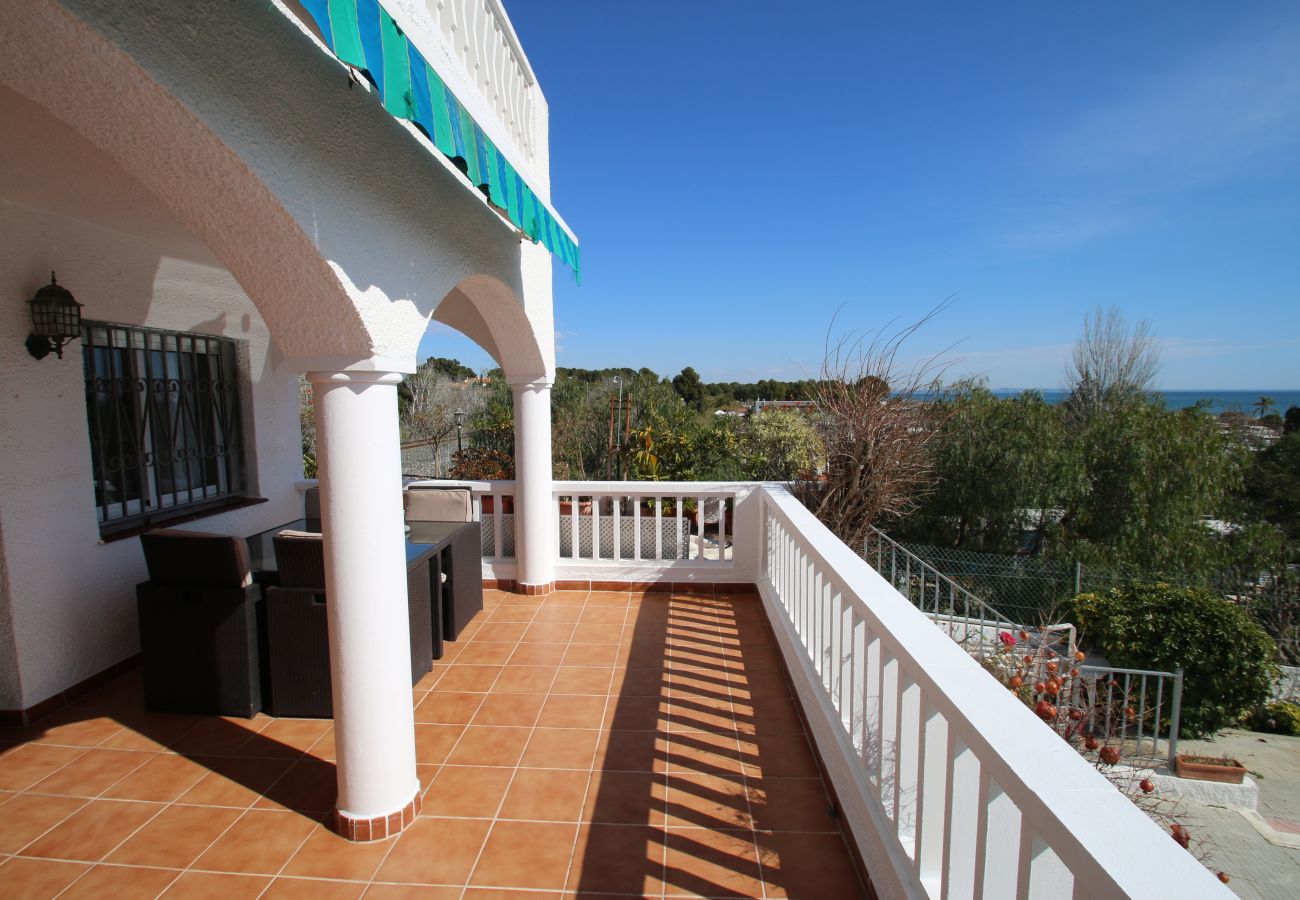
[576,592,864,897]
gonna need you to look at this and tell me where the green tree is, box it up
[671,366,705,411]
[1245,430,1300,541]
[1071,584,1278,737]
[691,418,748,481]
[551,369,700,480]
[738,409,823,481]
[467,378,514,458]
[1054,399,1245,574]
[1255,395,1275,419]
[1284,406,1300,434]
[423,356,476,381]
[299,374,317,477]
[900,381,1066,552]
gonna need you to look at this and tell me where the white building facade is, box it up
[0,0,573,837]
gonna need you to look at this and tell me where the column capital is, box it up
[507,377,553,391]
[306,370,406,386]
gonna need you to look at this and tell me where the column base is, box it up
[518,581,554,596]
[334,785,422,842]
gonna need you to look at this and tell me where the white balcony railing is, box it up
[414,480,755,584]
[390,477,1228,896]
[755,484,1226,899]
[426,0,538,164]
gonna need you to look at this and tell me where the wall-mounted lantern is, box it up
[26,272,83,360]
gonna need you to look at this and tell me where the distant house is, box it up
[753,399,816,413]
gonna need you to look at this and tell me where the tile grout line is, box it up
[23,755,153,897]
[350,590,516,900]
[558,589,631,895]
[663,596,723,897]
[723,600,772,899]
[396,589,533,900]
[251,796,331,899]
[2,592,855,897]
[8,713,307,894]
[453,589,572,899]
[43,785,175,899]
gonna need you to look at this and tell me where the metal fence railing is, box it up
[864,529,1075,663]
[865,528,1184,764]
[1069,666,1183,769]
[894,539,1299,664]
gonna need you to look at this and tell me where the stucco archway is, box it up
[1,1,557,376]
[0,0,381,366]
[431,273,552,383]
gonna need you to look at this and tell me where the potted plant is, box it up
[558,497,593,516]
[448,448,514,514]
[1174,754,1247,784]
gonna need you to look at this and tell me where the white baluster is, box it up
[612,493,622,561]
[978,779,1020,899]
[916,702,949,884]
[880,653,899,822]
[865,631,882,785]
[943,737,979,900]
[633,494,642,560]
[895,674,921,846]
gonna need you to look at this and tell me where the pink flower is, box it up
[998,631,1017,647]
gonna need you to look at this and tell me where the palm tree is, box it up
[1255,395,1275,419]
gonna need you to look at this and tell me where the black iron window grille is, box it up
[82,322,247,533]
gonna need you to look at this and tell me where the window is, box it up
[82,322,247,533]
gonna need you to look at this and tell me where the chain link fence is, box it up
[865,528,1184,762]
[895,540,1299,664]
[400,439,457,479]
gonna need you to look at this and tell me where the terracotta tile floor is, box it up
[0,590,866,898]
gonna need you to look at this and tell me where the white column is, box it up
[511,378,555,591]
[309,370,419,835]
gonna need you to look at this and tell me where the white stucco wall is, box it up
[0,0,566,710]
[2,0,558,381]
[0,86,303,712]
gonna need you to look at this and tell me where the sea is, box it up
[988,389,1300,415]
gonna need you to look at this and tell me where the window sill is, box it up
[98,496,269,544]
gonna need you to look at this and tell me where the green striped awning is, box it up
[298,0,580,281]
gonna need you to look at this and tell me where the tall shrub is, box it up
[1071,584,1277,737]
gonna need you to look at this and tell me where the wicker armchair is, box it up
[264,530,433,717]
[136,529,263,717]
[264,531,332,717]
[303,487,320,519]
[403,489,483,641]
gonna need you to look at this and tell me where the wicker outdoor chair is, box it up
[265,530,433,717]
[403,487,483,640]
[264,530,333,716]
[303,486,321,519]
[136,529,263,717]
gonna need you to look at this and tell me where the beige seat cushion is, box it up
[404,487,473,522]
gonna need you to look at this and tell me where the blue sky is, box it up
[418,1,1300,389]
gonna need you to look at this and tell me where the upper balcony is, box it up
[285,0,552,197]
[425,0,543,177]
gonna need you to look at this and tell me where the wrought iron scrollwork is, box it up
[81,322,247,528]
